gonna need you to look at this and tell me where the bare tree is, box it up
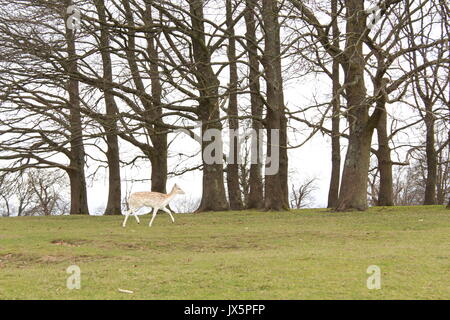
[404,1,449,205]
[290,177,318,209]
[327,0,341,209]
[226,0,244,210]
[0,169,69,216]
[0,0,90,215]
[93,0,122,215]
[64,0,89,215]
[262,0,289,210]
[0,174,14,216]
[1,0,448,215]
[244,0,264,210]
[23,169,70,216]
[289,0,449,211]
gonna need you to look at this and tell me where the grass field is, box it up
[0,206,449,299]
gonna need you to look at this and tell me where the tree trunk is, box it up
[376,108,394,206]
[121,1,168,194]
[245,0,264,209]
[95,0,122,215]
[337,129,372,211]
[197,114,229,211]
[226,0,244,210]
[336,0,375,211]
[443,113,450,207]
[423,102,437,204]
[189,0,229,212]
[280,113,289,208]
[327,0,341,208]
[145,3,168,194]
[104,133,122,214]
[435,148,447,204]
[67,168,89,215]
[65,1,89,215]
[262,0,289,211]
[149,148,167,194]
[447,68,450,209]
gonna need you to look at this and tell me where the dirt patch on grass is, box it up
[50,239,92,247]
[0,253,39,268]
[95,241,150,250]
[115,243,149,250]
[96,239,174,251]
[184,240,272,253]
[0,252,107,268]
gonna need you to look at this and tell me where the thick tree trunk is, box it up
[245,0,264,209]
[104,133,122,214]
[67,169,89,215]
[189,0,229,212]
[226,0,244,210]
[145,4,168,194]
[262,0,289,211]
[199,159,230,211]
[149,147,167,193]
[337,130,372,211]
[376,109,394,206]
[197,112,229,211]
[336,0,374,211]
[65,1,89,215]
[423,103,437,204]
[95,0,122,215]
[327,0,341,208]
[264,109,284,211]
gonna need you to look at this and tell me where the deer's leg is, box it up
[132,209,140,224]
[149,207,158,227]
[122,209,131,227]
[162,206,175,223]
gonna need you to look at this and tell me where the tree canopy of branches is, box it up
[0,0,448,216]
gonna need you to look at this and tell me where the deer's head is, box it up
[172,183,185,195]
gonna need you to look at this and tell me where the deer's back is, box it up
[129,191,168,208]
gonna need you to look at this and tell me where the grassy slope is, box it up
[0,206,449,300]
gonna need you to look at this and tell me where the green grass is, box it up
[0,206,449,299]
